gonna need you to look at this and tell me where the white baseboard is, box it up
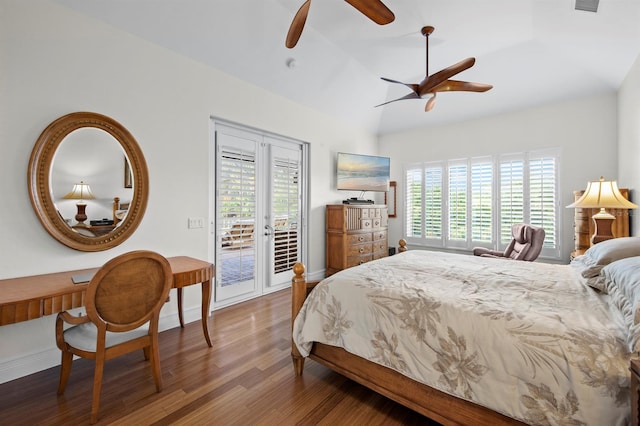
[0,306,203,385]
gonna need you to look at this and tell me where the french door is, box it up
[212,121,306,307]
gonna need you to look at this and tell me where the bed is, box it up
[291,237,640,425]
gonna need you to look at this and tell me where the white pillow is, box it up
[571,237,640,292]
[603,256,640,321]
[583,237,640,266]
[602,256,640,352]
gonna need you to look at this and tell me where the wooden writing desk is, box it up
[0,256,215,347]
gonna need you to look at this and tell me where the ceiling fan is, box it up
[286,0,395,48]
[376,26,493,111]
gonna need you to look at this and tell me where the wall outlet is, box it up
[188,217,204,229]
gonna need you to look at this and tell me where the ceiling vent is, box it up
[575,0,599,12]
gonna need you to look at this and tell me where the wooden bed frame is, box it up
[290,264,523,425]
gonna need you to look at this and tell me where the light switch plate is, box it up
[188,217,204,229]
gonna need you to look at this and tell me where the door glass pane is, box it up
[219,148,256,286]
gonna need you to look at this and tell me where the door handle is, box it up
[264,224,273,237]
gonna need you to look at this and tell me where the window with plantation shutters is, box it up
[529,154,557,249]
[405,167,423,238]
[471,159,492,242]
[424,167,442,238]
[499,156,524,245]
[448,162,467,241]
[403,149,560,258]
[272,156,299,274]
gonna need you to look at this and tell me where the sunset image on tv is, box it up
[337,153,390,192]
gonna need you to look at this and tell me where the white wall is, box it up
[619,53,640,235]
[378,93,620,261]
[0,1,377,383]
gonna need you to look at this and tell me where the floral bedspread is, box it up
[292,250,633,425]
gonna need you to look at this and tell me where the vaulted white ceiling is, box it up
[56,0,640,135]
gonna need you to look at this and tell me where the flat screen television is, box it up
[336,152,390,192]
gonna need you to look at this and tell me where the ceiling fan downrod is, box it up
[422,26,434,77]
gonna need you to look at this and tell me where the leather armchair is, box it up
[473,224,545,261]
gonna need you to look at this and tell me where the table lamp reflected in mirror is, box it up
[567,176,638,244]
[63,181,95,226]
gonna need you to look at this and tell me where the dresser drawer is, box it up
[347,233,372,245]
[360,219,373,229]
[347,243,372,257]
[373,230,387,241]
[373,241,387,254]
[347,254,373,268]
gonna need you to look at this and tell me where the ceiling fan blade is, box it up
[375,91,421,108]
[431,80,493,93]
[418,57,476,96]
[344,0,395,25]
[286,0,312,48]
[380,77,419,95]
[425,94,437,112]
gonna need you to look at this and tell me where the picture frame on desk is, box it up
[385,181,397,218]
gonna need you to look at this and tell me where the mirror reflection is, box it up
[29,111,148,251]
[51,128,133,236]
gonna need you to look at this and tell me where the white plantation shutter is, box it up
[424,166,443,238]
[529,153,557,249]
[499,157,525,244]
[220,149,256,226]
[272,156,300,273]
[448,161,467,241]
[471,159,492,242]
[405,167,423,238]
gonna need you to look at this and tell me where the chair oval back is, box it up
[85,251,172,332]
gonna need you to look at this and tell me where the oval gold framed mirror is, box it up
[28,112,149,251]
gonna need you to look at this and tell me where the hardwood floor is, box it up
[0,288,438,425]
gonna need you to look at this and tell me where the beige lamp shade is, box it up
[63,181,95,202]
[567,177,638,210]
[63,181,95,225]
[567,176,637,244]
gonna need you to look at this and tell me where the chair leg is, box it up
[57,350,73,395]
[90,351,106,424]
[150,339,163,392]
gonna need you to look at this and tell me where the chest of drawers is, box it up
[325,204,388,276]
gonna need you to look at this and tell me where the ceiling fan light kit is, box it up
[376,26,493,111]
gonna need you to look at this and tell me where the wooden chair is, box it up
[55,250,173,424]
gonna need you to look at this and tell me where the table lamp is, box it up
[63,181,95,226]
[567,176,637,244]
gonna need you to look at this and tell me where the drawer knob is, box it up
[359,236,364,241]
[359,247,364,253]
